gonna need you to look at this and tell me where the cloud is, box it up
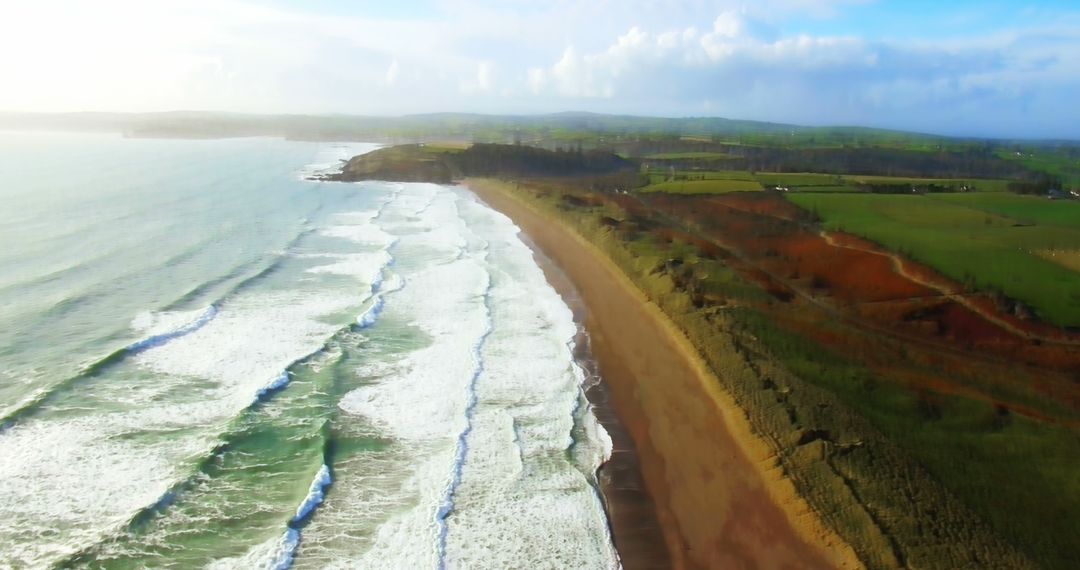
[0,0,1077,137]
[460,61,494,94]
[520,11,1080,136]
[385,60,400,87]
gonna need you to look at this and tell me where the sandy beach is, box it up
[519,233,674,569]
[465,179,862,570]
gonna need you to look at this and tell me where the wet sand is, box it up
[465,179,862,570]
[522,236,674,569]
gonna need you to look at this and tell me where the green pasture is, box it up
[786,185,863,193]
[927,192,1080,228]
[641,178,764,195]
[756,172,844,186]
[788,193,1080,327]
[840,175,1011,192]
[644,151,733,160]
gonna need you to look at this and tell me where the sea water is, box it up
[0,132,618,569]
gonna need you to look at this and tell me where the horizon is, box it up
[6,108,1080,144]
[1,1,1079,139]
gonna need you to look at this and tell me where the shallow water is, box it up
[0,132,618,569]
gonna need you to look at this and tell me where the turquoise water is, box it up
[0,132,617,568]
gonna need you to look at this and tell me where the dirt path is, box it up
[819,230,1080,346]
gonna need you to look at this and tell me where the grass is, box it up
[643,169,1015,193]
[641,178,764,194]
[1037,249,1080,273]
[418,141,470,153]
[927,192,1080,227]
[787,192,1080,327]
[644,169,756,182]
[787,185,863,193]
[755,172,844,186]
[998,148,1080,189]
[732,308,1080,570]
[491,178,1077,568]
[840,175,1012,192]
[644,151,732,160]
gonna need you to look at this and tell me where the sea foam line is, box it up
[53,215,400,564]
[268,463,334,570]
[126,305,219,353]
[434,243,494,570]
[0,304,222,431]
[260,218,403,569]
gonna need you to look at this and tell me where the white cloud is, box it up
[518,10,1080,136]
[0,0,1076,136]
[460,61,494,94]
[385,60,400,87]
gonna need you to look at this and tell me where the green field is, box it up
[418,141,470,153]
[641,178,764,194]
[840,175,1012,192]
[644,151,733,160]
[756,172,844,186]
[786,185,863,193]
[648,169,751,180]
[639,169,1015,196]
[927,192,1080,227]
[788,192,1080,327]
[998,148,1080,188]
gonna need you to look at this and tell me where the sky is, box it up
[1,0,1078,138]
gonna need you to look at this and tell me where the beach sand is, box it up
[465,179,862,570]
[521,235,674,569]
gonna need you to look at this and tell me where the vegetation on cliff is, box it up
[327,143,635,183]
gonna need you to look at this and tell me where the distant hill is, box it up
[3,110,1076,185]
[4,110,1073,146]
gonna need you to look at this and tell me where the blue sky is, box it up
[1,0,1078,138]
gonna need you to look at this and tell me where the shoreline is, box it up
[464,178,861,569]
[518,233,674,569]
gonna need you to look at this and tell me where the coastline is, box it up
[517,233,674,569]
[463,178,862,570]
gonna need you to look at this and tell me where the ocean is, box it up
[0,131,618,569]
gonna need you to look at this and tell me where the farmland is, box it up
[787,192,1080,328]
[640,168,1013,194]
[640,178,763,194]
[644,151,733,160]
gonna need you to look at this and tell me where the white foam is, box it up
[441,193,619,569]
[320,224,396,248]
[297,143,381,180]
[355,297,384,328]
[206,529,299,570]
[237,463,334,570]
[126,305,218,352]
[305,251,392,282]
[0,195,399,567]
[314,185,618,568]
[294,464,333,523]
[0,411,208,566]
[130,306,214,337]
[340,257,489,441]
